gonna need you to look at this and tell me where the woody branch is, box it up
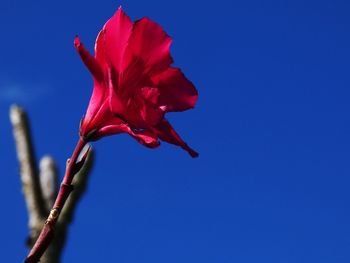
[10,105,94,263]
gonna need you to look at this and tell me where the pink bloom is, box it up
[75,7,198,157]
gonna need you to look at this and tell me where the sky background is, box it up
[1,0,350,262]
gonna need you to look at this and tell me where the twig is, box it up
[24,138,88,263]
[38,156,60,263]
[10,105,47,243]
[10,105,94,263]
[39,156,59,211]
[46,148,94,263]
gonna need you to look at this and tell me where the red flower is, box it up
[74,7,198,157]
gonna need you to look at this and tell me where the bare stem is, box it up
[10,105,47,241]
[39,156,59,211]
[10,105,93,263]
[44,150,94,263]
[24,137,87,263]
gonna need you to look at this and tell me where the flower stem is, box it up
[24,137,87,263]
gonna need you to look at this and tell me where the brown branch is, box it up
[60,146,94,225]
[10,105,94,263]
[25,138,87,263]
[39,156,59,211]
[45,148,94,263]
[9,105,47,243]
[39,156,59,263]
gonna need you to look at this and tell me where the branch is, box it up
[10,105,94,263]
[39,156,59,211]
[60,145,94,225]
[39,156,59,263]
[45,148,94,263]
[9,105,47,242]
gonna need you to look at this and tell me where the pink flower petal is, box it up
[74,36,104,81]
[121,17,173,78]
[75,37,107,127]
[141,86,160,104]
[94,30,107,71]
[82,80,107,128]
[153,119,198,158]
[102,7,133,72]
[139,87,165,125]
[152,68,198,112]
[108,67,124,114]
[98,124,160,148]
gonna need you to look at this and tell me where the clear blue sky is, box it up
[1,0,350,262]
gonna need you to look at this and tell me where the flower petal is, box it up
[139,87,165,125]
[84,81,106,123]
[102,6,133,72]
[74,36,104,82]
[153,119,199,158]
[141,86,159,104]
[121,17,173,78]
[108,67,124,114]
[75,36,108,130]
[94,29,107,70]
[151,68,198,112]
[98,123,160,148]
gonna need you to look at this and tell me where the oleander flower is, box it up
[75,7,198,157]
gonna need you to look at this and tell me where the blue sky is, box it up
[1,0,350,262]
